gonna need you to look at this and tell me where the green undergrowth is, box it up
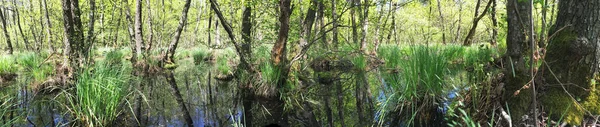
[376,44,501,126]
[0,55,17,74]
[64,50,131,126]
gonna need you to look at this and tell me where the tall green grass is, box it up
[377,45,460,126]
[65,50,129,126]
[0,55,16,74]
[14,52,54,82]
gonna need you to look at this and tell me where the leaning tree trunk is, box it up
[540,0,600,125]
[162,0,194,126]
[502,0,533,123]
[0,7,12,54]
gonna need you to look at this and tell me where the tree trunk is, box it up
[332,0,339,48]
[134,0,144,58]
[540,0,600,125]
[503,0,533,123]
[14,0,29,50]
[0,7,12,54]
[436,0,446,44]
[360,0,369,52]
[268,0,292,125]
[38,0,45,51]
[61,0,86,71]
[86,0,96,52]
[124,0,137,63]
[490,0,498,46]
[43,0,54,52]
[164,0,191,62]
[241,1,253,126]
[145,0,153,52]
[462,0,493,46]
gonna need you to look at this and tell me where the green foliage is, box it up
[192,48,209,65]
[352,54,367,71]
[15,52,43,71]
[67,57,129,126]
[0,55,16,74]
[216,55,231,75]
[260,62,280,85]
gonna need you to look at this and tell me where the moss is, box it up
[582,76,600,117]
[540,28,597,125]
[541,89,584,125]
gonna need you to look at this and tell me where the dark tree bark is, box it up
[208,0,252,74]
[503,0,533,123]
[61,0,86,71]
[240,1,253,126]
[86,0,96,51]
[331,0,345,126]
[37,0,45,51]
[490,0,498,46]
[332,0,339,48]
[14,0,29,50]
[462,0,493,46]
[540,0,600,125]
[268,0,292,126]
[0,7,12,54]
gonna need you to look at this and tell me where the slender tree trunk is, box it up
[145,0,153,52]
[437,0,446,44]
[38,0,45,51]
[43,0,54,52]
[124,0,137,63]
[463,0,493,46]
[0,7,12,54]
[539,0,547,48]
[164,0,191,62]
[332,0,339,48]
[134,0,144,58]
[360,0,369,52]
[240,1,253,126]
[86,0,96,49]
[455,0,463,43]
[14,0,29,50]
[331,0,344,126]
[490,0,498,46]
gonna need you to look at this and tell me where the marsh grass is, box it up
[0,55,16,74]
[192,48,209,65]
[63,50,130,126]
[13,52,54,83]
[377,44,463,126]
